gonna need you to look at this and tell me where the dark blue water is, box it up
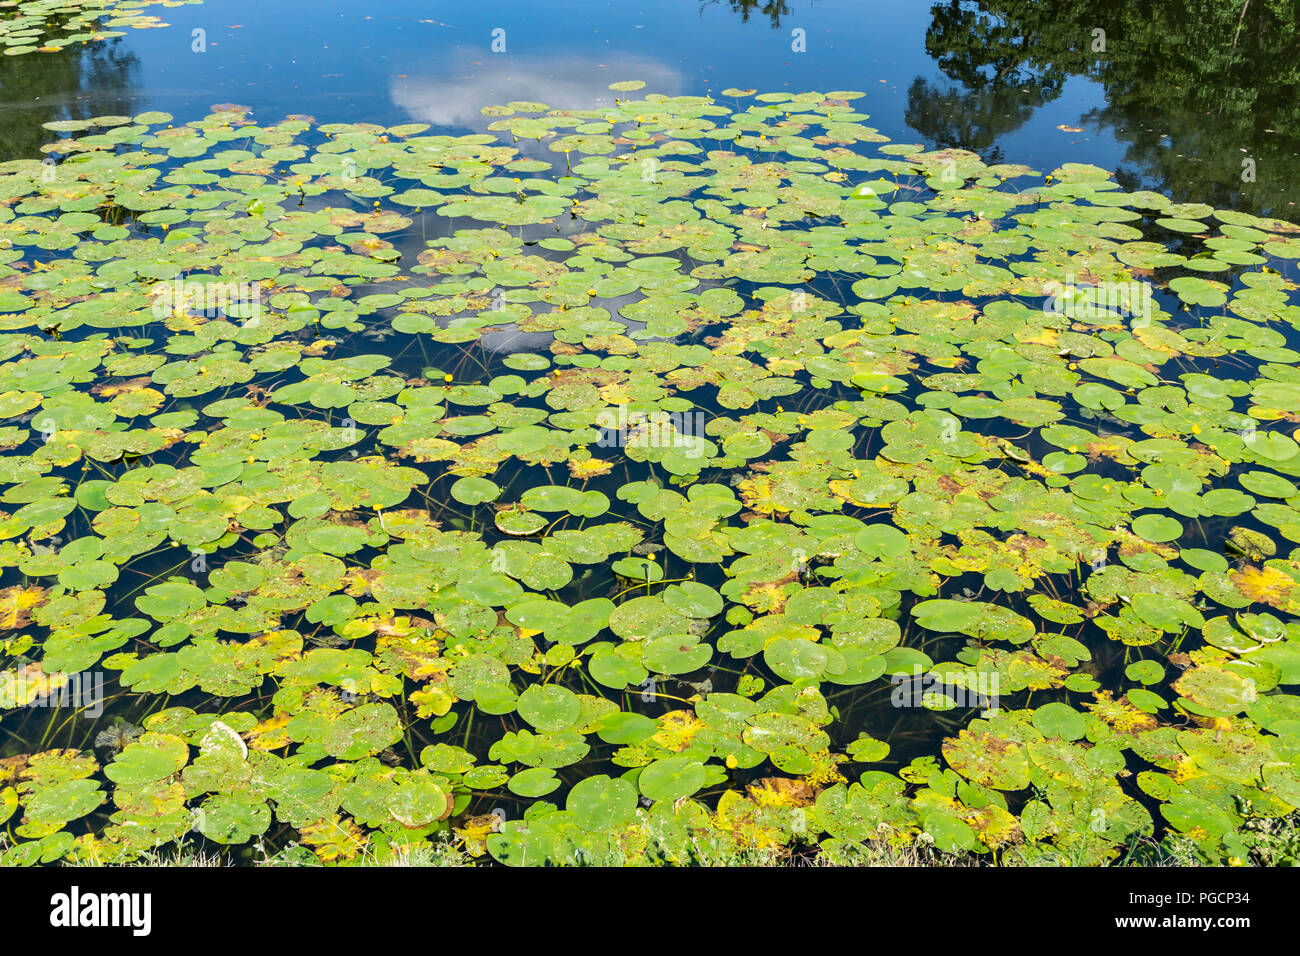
[3,0,1297,216]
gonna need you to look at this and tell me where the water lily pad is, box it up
[638,756,706,802]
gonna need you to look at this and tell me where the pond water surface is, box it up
[4,0,1298,213]
[2,0,1300,868]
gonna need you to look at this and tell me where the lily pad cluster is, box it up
[0,0,198,55]
[0,87,1298,865]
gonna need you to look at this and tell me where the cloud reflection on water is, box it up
[390,48,683,132]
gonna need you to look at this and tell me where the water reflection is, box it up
[0,38,139,162]
[912,0,1300,213]
[391,48,682,132]
[0,0,1295,218]
[699,0,796,28]
[904,77,1051,162]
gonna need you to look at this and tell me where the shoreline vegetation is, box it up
[58,810,1300,866]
